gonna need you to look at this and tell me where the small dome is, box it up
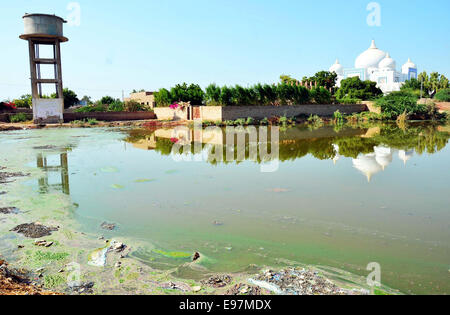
[379,53,396,70]
[329,59,344,75]
[402,58,417,73]
[355,40,386,69]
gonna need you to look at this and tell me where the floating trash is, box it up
[88,244,109,267]
[110,184,124,189]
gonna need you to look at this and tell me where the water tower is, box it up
[20,13,68,124]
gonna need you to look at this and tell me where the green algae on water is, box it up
[134,179,156,183]
[100,167,119,173]
[153,249,192,259]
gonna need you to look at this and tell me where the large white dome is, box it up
[329,59,344,75]
[355,40,386,69]
[379,53,396,70]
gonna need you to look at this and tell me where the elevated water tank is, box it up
[19,13,68,42]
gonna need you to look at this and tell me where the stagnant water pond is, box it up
[0,122,449,294]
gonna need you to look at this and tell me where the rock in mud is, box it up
[111,241,125,253]
[201,275,232,288]
[0,207,19,214]
[193,252,201,262]
[10,223,59,238]
[100,222,116,231]
[161,281,192,292]
[225,284,262,295]
[68,282,94,295]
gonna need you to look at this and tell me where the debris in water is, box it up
[212,221,224,226]
[0,170,30,184]
[161,281,191,292]
[10,223,58,238]
[100,222,116,231]
[251,268,370,295]
[225,283,262,295]
[0,207,19,214]
[34,240,54,247]
[201,275,232,288]
[110,184,124,189]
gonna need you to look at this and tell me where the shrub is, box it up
[219,86,234,106]
[336,77,383,102]
[245,117,255,125]
[234,118,246,126]
[170,83,204,105]
[333,110,344,124]
[307,114,323,125]
[87,118,99,125]
[337,97,360,104]
[154,88,172,107]
[260,117,269,125]
[51,88,79,109]
[376,91,425,118]
[75,104,107,113]
[435,88,450,102]
[311,87,331,104]
[100,96,115,105]
[9,113,29,123]
[205,84,222,106]
[108,100,125,112]
[125,100,146,112]
[13,95,32,108]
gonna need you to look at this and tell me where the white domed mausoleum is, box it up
[330,40,418,93]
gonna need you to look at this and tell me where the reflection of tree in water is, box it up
[125,123,450,164]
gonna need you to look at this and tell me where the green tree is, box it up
[280,75,298,85]
[13,94,32,108]
[100,96,115,105]
[205,84,222,106]
[335,77,382,102]
[308,71,337,90]
[51,88,79,108]
[154,88,172,107]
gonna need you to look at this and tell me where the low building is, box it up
[124,91,156,108]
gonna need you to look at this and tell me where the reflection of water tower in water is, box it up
[20,14,68,123]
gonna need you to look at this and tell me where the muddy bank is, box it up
[11,223,59,238]
[0,260,62,295]
[0,168,29,184]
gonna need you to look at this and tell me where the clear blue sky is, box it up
[1,0,449,101]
